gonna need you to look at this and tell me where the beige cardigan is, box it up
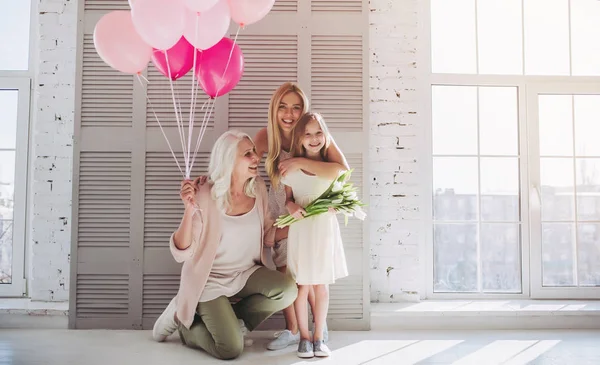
[169,177,276,329]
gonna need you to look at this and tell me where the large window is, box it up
[0,1,32,296]
[432,85,521,294]
[427,0,600,298]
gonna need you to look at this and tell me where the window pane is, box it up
[574,95,600,157]
[431,0,476,74]
[539,95,573,157]
[542,223,575,286]
[576,158,600,222]
[432,86,478,155]
[0,220,12,284]
[571,0,600,76]
[481,158,519,222]
[0,90,19,149]
[434,223,478,292]
[541,158,575,221]
[477,0,522,74]
[481,223,521,292]
[479,87,518,156]
[524,0,570,75]
[0,152,15,221]
[0,1,31,70]
[433,157,478,221]
[0,151,15,285]
[577,223,600,286]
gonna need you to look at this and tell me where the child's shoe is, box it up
[297,339,314,358]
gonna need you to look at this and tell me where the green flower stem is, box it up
[273,168,367,228]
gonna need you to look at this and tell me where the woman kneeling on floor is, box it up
[152,130,298,360]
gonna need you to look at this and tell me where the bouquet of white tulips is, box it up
[274,169,367,228]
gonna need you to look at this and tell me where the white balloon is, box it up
[131,0,186,50]
[183,0,231,50]
[183,0,220,13]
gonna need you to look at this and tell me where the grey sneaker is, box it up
[313,339,332,357]
[266,329,300,350]
[297,339,314,358]
[152,297,178,342]
[238,319,253,347]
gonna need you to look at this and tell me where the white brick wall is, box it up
[369,0,423,302]
[29,0,78,301]
[27,0,424,304]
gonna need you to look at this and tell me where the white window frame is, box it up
[0,78,31,297]
[419,0,600,299]
[0,0,34,297]
[528,82,600,299]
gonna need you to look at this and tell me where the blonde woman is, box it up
[254,82,349,350]
[152,131,297,360]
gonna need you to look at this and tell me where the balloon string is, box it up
[187,13,202,180]
[175,86,184,128]
[214,25,241,99]
[190,97,211,165]
[137,72,149,83]
[190,98,212,171]
[190,97,215,171]
[136,74,184,177]
[165,50,189,177]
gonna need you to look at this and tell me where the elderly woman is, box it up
[152,130,298,360]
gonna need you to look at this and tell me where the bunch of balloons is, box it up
[92,0,275,179]
[93,0,275,98]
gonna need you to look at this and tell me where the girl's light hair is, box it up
[266,82,309,189]
[291,112,332,161]
[209,130,256,212]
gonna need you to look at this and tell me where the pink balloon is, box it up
[132,0,186,50]
[228,0,274,26]
[152,37,199,80]
[183,0,231,50]
[195,37,244,98]
[93,11,153,74]
[183,0,219,12]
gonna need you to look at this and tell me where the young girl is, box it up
[254,82,349,351]
[282,112,349,358]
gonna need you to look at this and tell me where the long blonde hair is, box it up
[265,82,309,188]
[291,112,332,160]
[209,130,256,212]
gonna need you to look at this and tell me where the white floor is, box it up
[1,329,599,365]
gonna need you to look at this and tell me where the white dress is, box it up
[283,170,348,285]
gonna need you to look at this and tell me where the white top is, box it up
[282,170,332,207]
[199,202,262,302]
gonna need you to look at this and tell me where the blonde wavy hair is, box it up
[265,82,309,189]
[209,130,256,212]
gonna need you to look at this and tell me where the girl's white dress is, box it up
[283,170,348,285]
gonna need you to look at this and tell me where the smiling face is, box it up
[276,91,304,133]
[301,118,326,156]
[291,112,332,160]
[233,137,259,181]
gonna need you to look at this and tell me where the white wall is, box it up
[27,0,424,303]
[28,0,78,301]
[368,0,423,302]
